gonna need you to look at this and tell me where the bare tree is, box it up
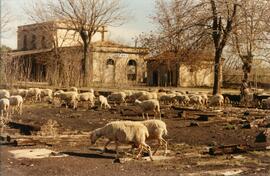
[232,0,270,83]
[0,0,12,85]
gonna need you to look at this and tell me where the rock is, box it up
[255,129,270,143]
[189,121,199,127]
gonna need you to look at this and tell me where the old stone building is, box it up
[10,21,147,86]
[146,52,214,87]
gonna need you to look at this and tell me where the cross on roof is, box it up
[98,26,108,42]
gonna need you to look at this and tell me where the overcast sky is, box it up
[1,0,156,49]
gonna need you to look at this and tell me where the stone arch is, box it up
[104,58,115,83]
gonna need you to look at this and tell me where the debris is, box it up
[7,122,41,135]
[189,121,199,127]
[209,144,248,155]
[37,119,59,136]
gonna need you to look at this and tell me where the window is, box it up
[106,59,115,66]
[23,35,27,50]
[127,60,137,81]
[31,34,36,49]
[41,36,46,48]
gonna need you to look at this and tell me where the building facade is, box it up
[11,21,147,87]
[146,53,214,87]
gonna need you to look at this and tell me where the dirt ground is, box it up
[1,101,270,176]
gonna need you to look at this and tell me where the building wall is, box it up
[92,50,146,85]
[17,22,55,50]
[147,60,214,87]
[179,63,214,87]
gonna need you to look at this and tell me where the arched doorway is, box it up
[127,60,137,81]
[104,58,115,83]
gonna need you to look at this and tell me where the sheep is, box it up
[8,95,23,115]
[141,119,168,155]
[199,93,208,106]
[0,89,10,99]
[134,99,161,120]
[127,91,147,102]
[0,98,10,118]
[40,88,53,100]
[27,88,42,102]
[15,89,29,98]
[209,94,224,108]
[189,94,203,108]
[98,95,111,109]
[173,94,190,105]
[54,91,78,109]
[78,92,95,108]
[159,94,176,105]
[138,91,158,101]
[107,92,127,105]
[70,87,78,93]
[90,121,153,161]
[261,98,270,109]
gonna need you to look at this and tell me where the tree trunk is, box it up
[212,49,223,95]
[82,43,91,87]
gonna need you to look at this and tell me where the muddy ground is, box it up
[1,101,270,176]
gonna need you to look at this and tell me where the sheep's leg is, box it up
[142,143,153,161]
[161,138,168,156]
[136,144,144,159]
[142,113,145,119]
[19,103,23,115]
[146,113,149,120]
[101,140,111,153]
[115,141,120,159]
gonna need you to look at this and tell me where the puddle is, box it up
[9,148,68,159]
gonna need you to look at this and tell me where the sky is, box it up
[1,0,156,49]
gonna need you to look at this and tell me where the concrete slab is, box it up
[9,148,68,159]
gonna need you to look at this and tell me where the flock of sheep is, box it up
[1,86,269,160]
[0,86,229,121]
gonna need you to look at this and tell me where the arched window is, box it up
[127,60,137,81]
[106,59,115,66]
[23,35,27,50]
[41,36,46,48]
[31,34,36,49]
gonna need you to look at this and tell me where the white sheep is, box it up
[27,88,42,102]
[173,94,190,105]
[0,98,10,118]
[199,93,208,106]
[108,92,127,105]
[40,88,53,100]
[78,92,95,108]
[135,99,161,120]
[15,89,29,98]
[70,87,78,93]
[54,91,78,109]
[0,89,10,99]
[189,94,203,108]
[90,121,153,160]
[209,94,224,108]
[8,95,23,115]
[138,91,158,101]
[98,95,111,109]
[141,119,168,155]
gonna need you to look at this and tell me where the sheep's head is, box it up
[134,99,141,105]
